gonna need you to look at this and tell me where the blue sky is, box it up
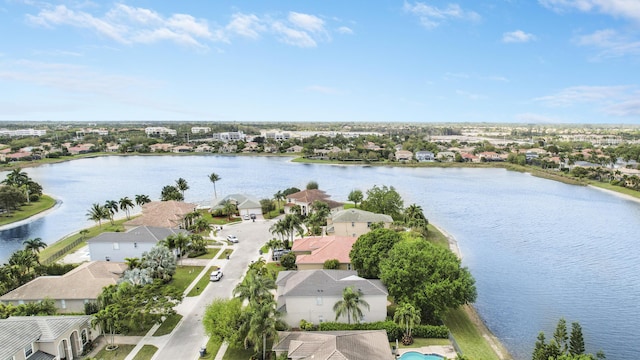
[1,0,639,124]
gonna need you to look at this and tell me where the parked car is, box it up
[210,269,223,281]
[250,213,256,220]
[226,235,239,243]
[243,214,250,220]
[272,248,291,261]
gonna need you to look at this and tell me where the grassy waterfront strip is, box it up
[0,194,57,227]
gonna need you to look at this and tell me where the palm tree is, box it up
[191,218,210,234]
[120,268,153,286]
[79,229,89,240]
[333,286,370,324]
[244,299,282,360]
[104,200,119,225]
[8,249,38,277]
[233,271,276,306]
[135,194,151,207]
[2,168,29,187]
[119,197,134,219]
[23,237,47,255]
[124,257,141,269]
[87,203,109,227]
[208,172,221,198]
[92,307,119,350]
[222,200,237,220]
[273,190,284,208]
[175,178,189,197]
[393,302,421,345]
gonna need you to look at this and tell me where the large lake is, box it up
[1,155,639,359]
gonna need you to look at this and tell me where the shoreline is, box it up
[0,196,62,232]
[430,222,513,360]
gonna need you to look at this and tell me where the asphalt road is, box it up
[154,217,276,360]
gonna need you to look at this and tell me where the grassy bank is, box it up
[0,194,57,227]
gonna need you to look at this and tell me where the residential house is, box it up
[275,270,388,326]
[124,201,197,230]
[284,189,343,216]
[327,208,393,238]
[212,194,262,216]
[0,261,126,313]
[272,330,393,360]
[191,127,211,134]
[286,145,304,153]
[149,143,174,152]
[66,144,94,155]
[145,127,177,136]
[478,152,504,162]
[0,315,93,360]
[436,151,456,162]
[292,236,357,270]
[242,142,259,153]
[461,152,479,162]
[415,151,435,162]
[172,145,192,153]
[394,150,413,161]
[88,226,189,262]
[219,144,237,153]
[195,144,213,153]
[263,144,278,153]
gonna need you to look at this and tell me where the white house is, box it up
[275,270,388,326]
[87,226,189,262]
[415,151,435,162]
[284,189,343,216]
[327,208,393,238]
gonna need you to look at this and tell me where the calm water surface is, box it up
[1,155,639,359]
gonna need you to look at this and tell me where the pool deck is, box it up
[397,345,457,359]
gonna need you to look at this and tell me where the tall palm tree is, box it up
[23,237,47,255]
[233,271,276,306]
[2,168,29,187]
[222,200,237,220]
[208,172,221,199]
[175,178,189,197]
[245,299,282,360]
[8,249,38,277]
[119,197,134,219]
[135,194,151,207]
[87,203,109,227]
[393,302,421,344]
[273,190,284,208]
[333,286,370,324]
[104,200,119,225]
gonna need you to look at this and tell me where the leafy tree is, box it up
[348,189,364,208]
[532,319,603,360]
[361,185,404,220]
[8,249,38,278]
[280,252,297,270]
[160,185,184,201]
[323,259,340,269]
[282,187,300,196]
[379,239,476,321]
[191,218,210,233]
[222,200,237,220]
[118,197,134,219]
[270,214,304,248]
[394,302,421,345]
[260,199,275,214]
[306,181,319,190]
[333,286,370,324]
[141,245,177,282]
[244,299,283,360]
[203,298,244,345]
[266,238,285,252]
[305,200,330,235]
[208,172,221,198]
[0,185,27,214]
[350,228,402,278]
[404,204,429,235]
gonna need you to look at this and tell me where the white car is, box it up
[243,214,250,220]
[226,235,239,243]
[210,269,223,281]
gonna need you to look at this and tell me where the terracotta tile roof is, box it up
[124,201,197,228]
[288,189,329,203]
[293,236,357,265]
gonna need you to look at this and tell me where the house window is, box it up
[316,297,323,305]
[81,329,88,344]
[113,242,120,250]
[347,264,352,270]
[24,343,33,358]
[61,299,66,309]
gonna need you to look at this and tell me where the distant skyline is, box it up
[1,1,639,124]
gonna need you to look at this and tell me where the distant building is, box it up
[145,127,177,136]
[191,127,211,134]
[0,128,47,137]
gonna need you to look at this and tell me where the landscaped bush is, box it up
[317,321,449,341]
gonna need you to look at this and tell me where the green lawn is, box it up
[132,345,158,360]
[187,267,219,297]
[266,262,284,275]
[153,314,183,336]
[199,337,223,360]
[171,265,204,293]
[193,248,221,259]
[443,307,500,360]
[218,249,233,259]
[425,224,451,249]
[0,195,57,226]
[223,344,257,360]
[91,344,136,360]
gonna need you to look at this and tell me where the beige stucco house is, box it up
[327,208,393,238]
[273,330,394,360]
[275,270,388,327]
[284,189,343,216]
[292,236,357,270]
[0,261,126,313]
[124,201,197,230]
[0,315,92,360]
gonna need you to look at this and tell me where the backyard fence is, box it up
[42,237,84,265]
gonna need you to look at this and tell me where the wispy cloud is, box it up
[539,0,640,22]
[502,30,536,43]
[456,89,486,100]
[24,3,343,49]
[306,85,342,95]
[535,85,640,116]
[575,29,640,59]
[403,1,480,29]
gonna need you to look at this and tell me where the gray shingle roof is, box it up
[87,226,188,244]
[331,209,393,224]
[276,270,387,297]
[0,316,90,359]
[212,194,261,210]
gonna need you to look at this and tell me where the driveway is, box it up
[152,217,276,360]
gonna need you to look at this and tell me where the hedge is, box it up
[317,321,448,341]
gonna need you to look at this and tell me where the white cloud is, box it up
[272,21,317,48]
[534,85,630,106]
[288,12,325,33]
[226,13,266,39]
[337,26,353,35]
[403,1,481,29]
[575,29,640,59]
[605,97,640,116]
[539,0,640,22]
[502,30,536,43]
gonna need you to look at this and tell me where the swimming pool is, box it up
[398,351,445,360]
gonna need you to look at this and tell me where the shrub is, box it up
[84,302,99,315]
[323,259,339,269]
[412,325,449,338]
[317,321,449,341]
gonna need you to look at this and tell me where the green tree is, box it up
[554,318,569,354]
[306,181,319,190]
[379,239,476,321]
[305,200,330,235]
[348,189,364,208]
[135,194,151,206]
[361,185,404,220]
[569,322,585,355]
[233,270,276,306]
[323,259,340,269]
[280,252,297,270]
[175,177,189,196]
[160,185,184,201]
[104,200,119,225]
[203,298,244,345]
[0,185,27,215]
[208,172,221,198]
[349,228,402,278]
[119,197,134,220]
[87,203,109,227]
[394,302,421,344]
[333,286,370,324]
[141,245,177,282]
[273,190,284,208]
